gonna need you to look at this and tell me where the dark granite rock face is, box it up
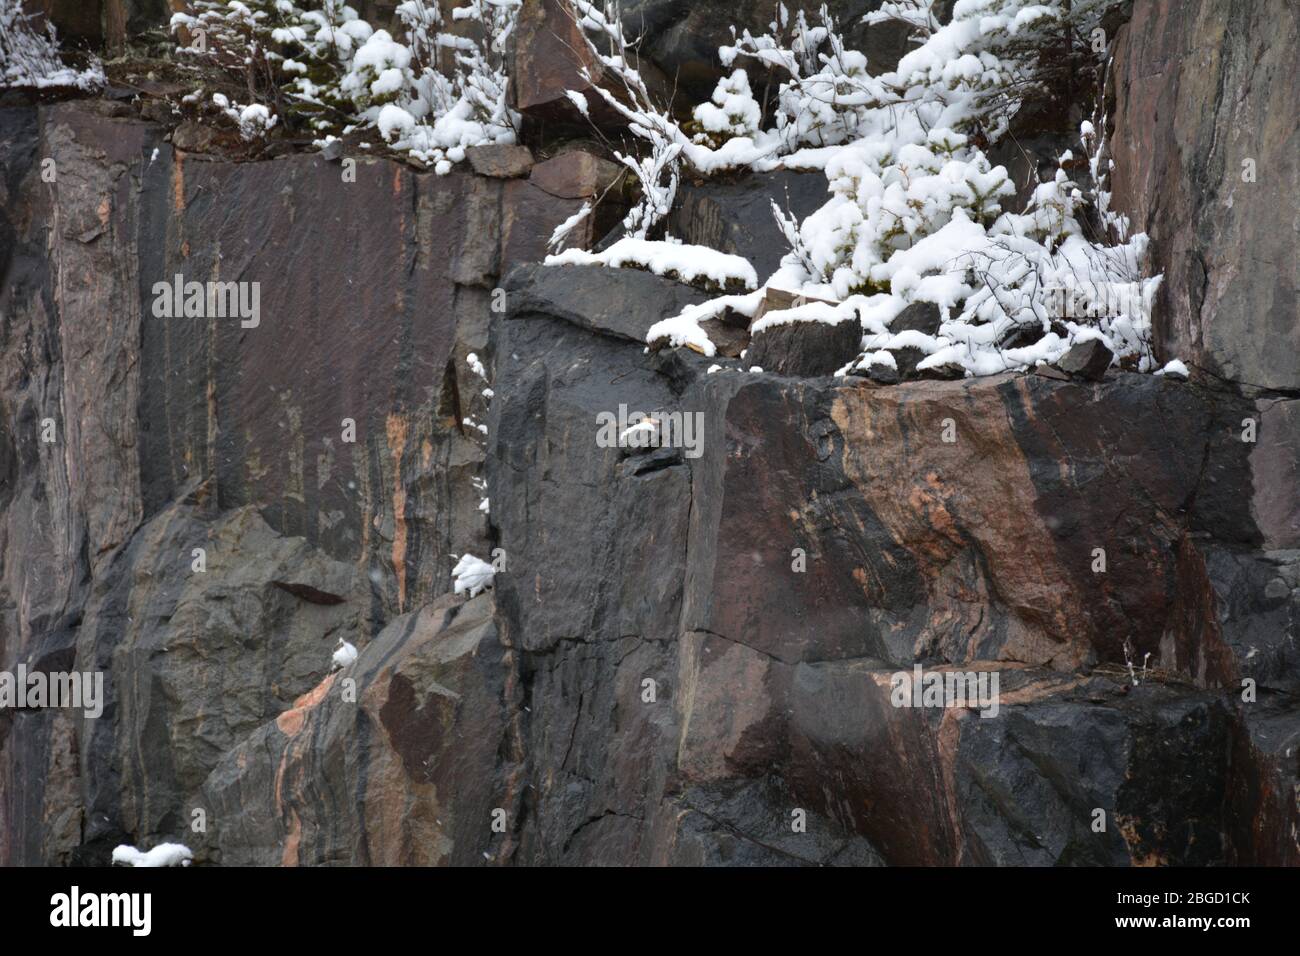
[617,0,914,105]
[1109,0,1299,392]
[0,102,498,863]
[200,594,518,866]
[741,317,863,376]
[477,268,1297,864]
[511,0,672,132]
[504,262,709,344]
[668,170,829,281]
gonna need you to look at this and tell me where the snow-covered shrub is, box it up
[757,139,1154,377]
[944,149,1158,370]
[171,1,371,135]
[1,0,104,90]
[171,0,519,168]
[718,6,893,153]
[614,132,682,239]
[930,0,1123,125]
[548,202,594,253]
[372,0,521,171]
[449,0,517,130]
[560,0,691,237]
[650,122,1158,376]
[341,29,413,111]
[629,0,1160,378]
[865,0,941,39]
[212,92,280,139]
[789,128,1016,299]
[710,0,1126,158]
[691,69,763,145]
[396,0,445,74]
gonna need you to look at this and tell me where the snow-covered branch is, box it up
[1,0,104,90]
[171,0,520,169]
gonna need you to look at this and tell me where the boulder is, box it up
[1056,339,1114,381]
[169,120,223,154]
[746,317,863,377]
[890,300,942,336]
[862,360,899,385]
[1033,363,1072,382]
[317,137,343,162]
[529,149,623,199]
[668,170,829,280]
[699,318,749,358]
[916,360,966,381]
[467,144,535,178]
[511,0,670,129]
[750,284,840,325]
[889,345,927,379]
[505,262,709,342]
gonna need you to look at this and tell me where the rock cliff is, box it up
[0,0,1296,866]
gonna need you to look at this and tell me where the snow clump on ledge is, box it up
[111,843,194,867]
[452,554,495,598]
[547,239,759,293]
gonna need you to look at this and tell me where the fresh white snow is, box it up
[547,238,759,291]
[452,554,495,597]
[1,0,104,90]
[622,0,1161,379]
[111,843,193,867]
[172,1,520,168]
[332,639,358,670]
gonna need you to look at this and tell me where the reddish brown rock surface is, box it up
[1109,0,1299,392]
